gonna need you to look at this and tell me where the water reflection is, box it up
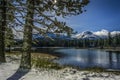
[54,49,120,69]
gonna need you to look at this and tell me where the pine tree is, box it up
[5,27,14,52]
[0,0,16,62]
[0,0,7,62]
[108,32,112,47]
[18,0,89,69]
[20,0,34,69]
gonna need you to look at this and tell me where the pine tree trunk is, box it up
[0,0,6,62]
[20,0,34,69]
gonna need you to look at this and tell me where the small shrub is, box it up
[31,57,62,70]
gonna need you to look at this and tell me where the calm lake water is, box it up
[54,48,120,70]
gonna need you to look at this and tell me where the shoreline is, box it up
[1,54,120,80]
[6,51,120,71]
[7,47,120,70]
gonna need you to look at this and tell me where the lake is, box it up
[54,48,120,70]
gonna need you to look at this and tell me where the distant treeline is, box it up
[14,33,120,48]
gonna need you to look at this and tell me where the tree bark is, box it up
[20,0,34,69]
[0,0,6,62]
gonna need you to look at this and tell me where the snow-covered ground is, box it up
[0,56,120,80]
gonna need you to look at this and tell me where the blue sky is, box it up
[65,0,120,33]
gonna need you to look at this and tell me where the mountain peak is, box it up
[73,29,120,39]
[73,31,99,39]
[82,31,93,35]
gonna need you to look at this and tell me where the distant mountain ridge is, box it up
[13,29,120,40]
[73,29,120,39]
[73,31,100,39]
[32,32,70,40]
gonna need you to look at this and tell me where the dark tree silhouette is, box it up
[0,0,7,62]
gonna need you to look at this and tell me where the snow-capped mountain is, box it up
[94,29,120,38]
[111,31,120,37]
[73,31,99,39]
[93,29,109,38]
[13,28,120,40]
[73,29,120,39]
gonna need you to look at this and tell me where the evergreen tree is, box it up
[20,0,34,69]
[5,27,14,52]
[0,0,16,62]
[17,0,89,69]
[108,32,112,47]
[0,0,7,62]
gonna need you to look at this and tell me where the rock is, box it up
[62,68,77,74]
[81,72,89,76]
[82,77,90,80]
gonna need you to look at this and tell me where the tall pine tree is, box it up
[18,0,89,69]
[0,0,7,62]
